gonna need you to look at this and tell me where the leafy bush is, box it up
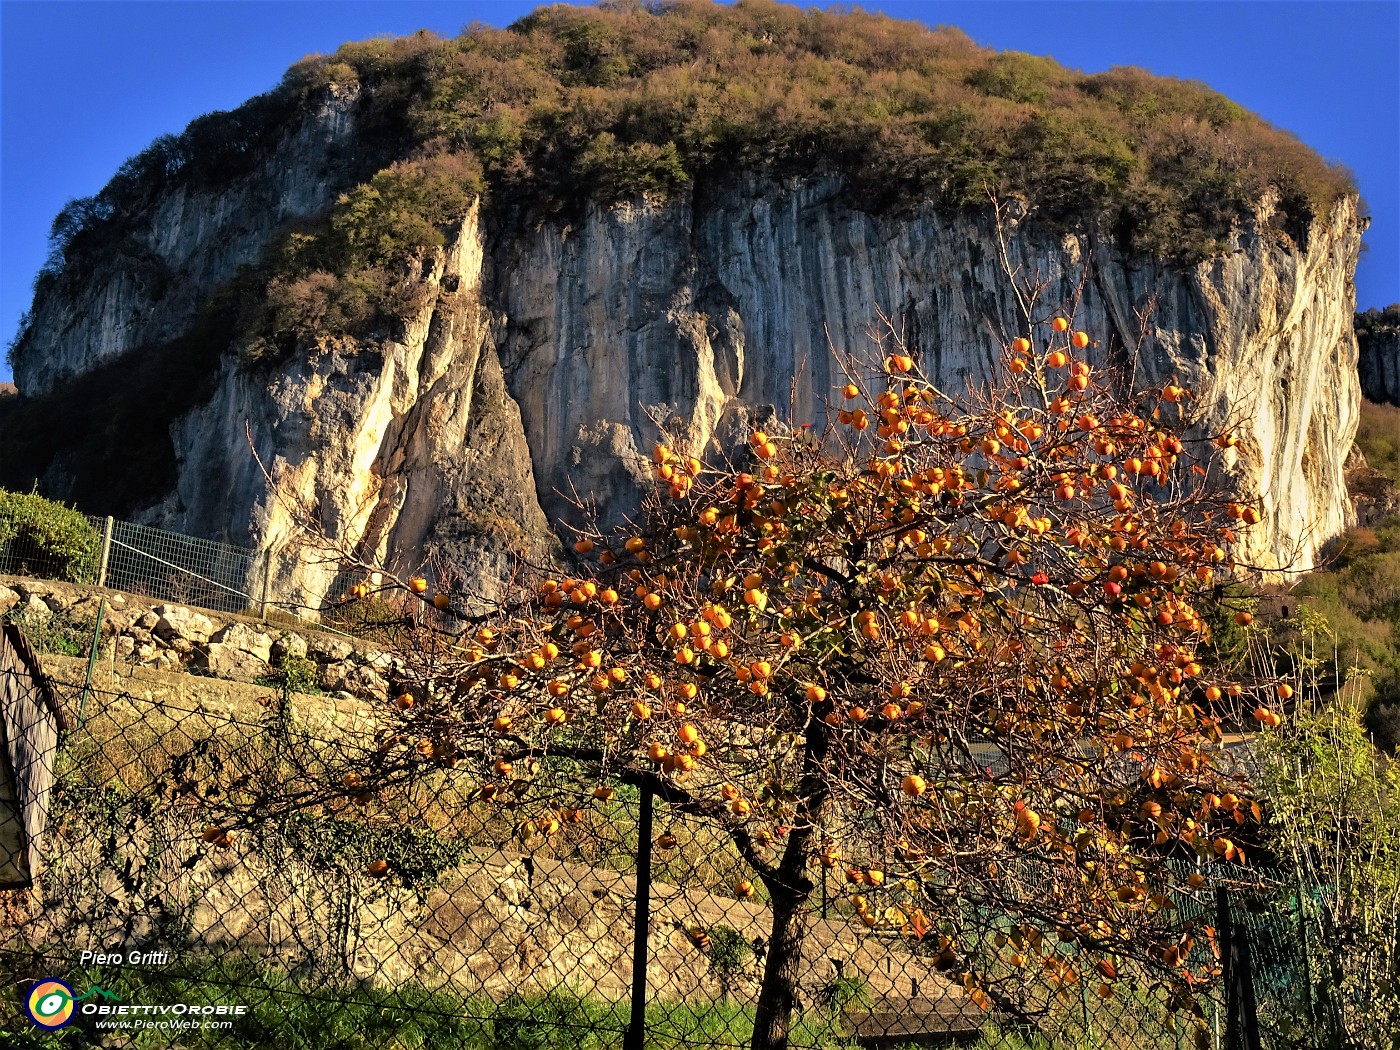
[270,651,321,696]
[821,973,871,1015]
[0,488,100,583]
[1275,516,1400,705]
[331,154,484,269]
[705,924,754,1002]
[242,152,484,365]
[1256,697,1400,1048]
[1354,397,1400,485]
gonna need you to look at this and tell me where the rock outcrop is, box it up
[495,179,1362,578]
[9,174,1366,603]
[164,200,558,609]
[1357,305,1400,406]
[14,85,363,397]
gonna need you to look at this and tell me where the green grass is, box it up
[0,966,863,1050]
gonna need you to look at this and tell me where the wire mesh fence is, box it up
[95,519,263,617]
[0,625,1351,1050]
[0,511,355,641]
[0,512,267,618]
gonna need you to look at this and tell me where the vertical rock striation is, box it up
[12,86,362,397]
[165,202,556,609]
[498,178,1362,577]
[9,176,1365,606]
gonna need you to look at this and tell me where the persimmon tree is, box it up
[282,316,1284,1049]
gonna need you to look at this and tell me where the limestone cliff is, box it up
[16,174,1363,608]
[496,179,1362,581]
[165,202,557,608]
[3,40,1368,608]
[1357,305,1400,406]
[14,84,363,397]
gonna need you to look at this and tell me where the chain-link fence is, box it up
[0,623,1354,1050]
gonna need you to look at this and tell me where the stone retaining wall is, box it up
[0,575,399,703]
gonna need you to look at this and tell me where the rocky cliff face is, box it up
[14,85,362,397]
[1357,305,1400,405]
[162,201,557,608]
[10,173,1365,606]
[496,179,1362,579]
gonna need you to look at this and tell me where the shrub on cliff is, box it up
[304,0,1352,251]
[1354,399,1400,485]
[0,488,101,584]
[1356,303,1400,342]
[242,152,485,364]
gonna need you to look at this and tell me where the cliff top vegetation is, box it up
[1,1,1363,512]
[37,0,1354,294]
[1357,303,1400,338]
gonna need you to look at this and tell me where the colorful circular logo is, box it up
[25,979,76,1029]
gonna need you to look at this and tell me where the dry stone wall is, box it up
[0,575,401,703]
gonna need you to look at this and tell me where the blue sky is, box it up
[2,1,1397,386]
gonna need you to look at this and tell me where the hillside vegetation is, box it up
[13,0,1354,368]
[1259,399,1400,749]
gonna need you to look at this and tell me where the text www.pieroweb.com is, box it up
[86,1003,245,1030]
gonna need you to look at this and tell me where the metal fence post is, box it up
[260,548,271,621]
[1217,887,1229,1050]
[1219,886,1263,1050]
[97,516,114,588]
[624,783,654,1050]
[78,597,106,732]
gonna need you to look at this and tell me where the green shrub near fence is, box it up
[0,488,101,584]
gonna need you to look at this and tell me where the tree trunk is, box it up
[749,707,831,1050]
[751,878,813,1050]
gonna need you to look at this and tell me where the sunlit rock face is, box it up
[493,178,1361,577]
[14,169,1363,605]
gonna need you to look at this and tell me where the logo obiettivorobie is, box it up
[25,979,76,1029]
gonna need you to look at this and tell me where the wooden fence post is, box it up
[97,516,114,589]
